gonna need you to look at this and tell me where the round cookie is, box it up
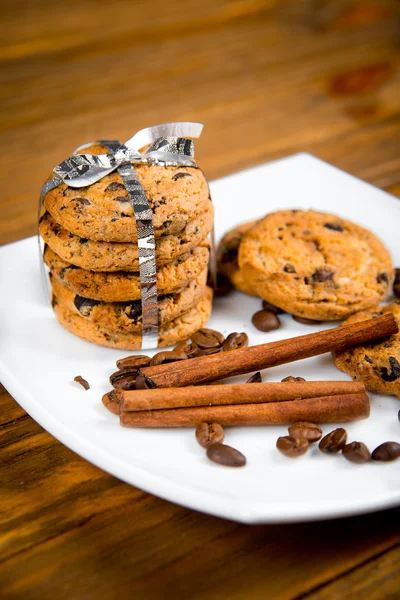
[52,287,213,350]
[332,303,400,399]
[238,209,394,320]
[50,268,208,332]
[43,143,211,242]
[39,202,214,271]
[217,220,258,296]
[44,244,210,302]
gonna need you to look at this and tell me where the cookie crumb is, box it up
[74,375,90,390]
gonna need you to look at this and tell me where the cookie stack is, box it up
[217,209,394,321]
[39,143,214,349]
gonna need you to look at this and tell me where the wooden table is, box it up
[1,1,400,598]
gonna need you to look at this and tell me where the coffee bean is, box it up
[214,273,234,297]
[246,372,262,383]
[292,315,323,325]
[319,428,347,454]
[281,376,306,382]
[192,328,224,349]
[195,423,225,448]
[371,441,400,462]
[276,435,309,458]
[288,422,322,443]
[150,351,186,366]
[74,375,90,390]
[222,332,249,352]
[116,355,151,370]
[342,441,370,463]
[262,300,284,314]
[206,443,246,467]
[195,347,222,356]
[135,375,157,390]
[252,310,281,332]
[173,341,199,358]
[109,369,139,390]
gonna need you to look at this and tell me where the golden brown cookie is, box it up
[39,203,214,271]
[43,143,211,242]
[217,220,258,296]
[52,287,213,350]
[44,244,210,302]
[238,209,394,320]
[332,303,400,399]
[50,269,208,332]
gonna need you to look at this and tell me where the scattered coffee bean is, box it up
[342,441,370,464]
[214,273,234,297]
[116,355,151,370]
[292,315,323,325]
[281,376,306,382]
[262,300,284,315]
[371,441,400,462]
[195,423,225,448]
[319,428,347,454]
[195,347,222,357]
[74,375,90,390]
[150,350,187,366]
[276,435,309,458]
[288,421,322,443]
[192,328,225,349]
[252,310,281,332]
[246,372,262,384]
[135,374,157,390]
[206,443,246,467]
[222,332,249,351]
[109,369,138,390]
[174,341,199,358]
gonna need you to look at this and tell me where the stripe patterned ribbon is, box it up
[39,122,203,349]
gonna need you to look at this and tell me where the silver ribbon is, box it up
[39,122,203,350]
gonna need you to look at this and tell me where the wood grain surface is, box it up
[1,1,400,598]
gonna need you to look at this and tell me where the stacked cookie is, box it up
[217,209,394,321]
[39,143,214,349]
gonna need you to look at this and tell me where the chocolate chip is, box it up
[73,197,91,205]
[195,423,225,448]
[292,315,323,325]
[380,356,400,381]
[206,443,246,467]
[105,182,125,192]
[114,195,130,203]
[281,376,306,382]
[319,428,347,454]
[324,223,344,232]
[252,310,281,332]
[283,264,296,273]
[311,268,334,283]
[73,295,99,316]
[377,273,388,285]
[74,375,90,390]
[262,300,284,314]
[342,441,370,463]
[288,421,322,443]
[79,237,88,244]
[222,332,249,351]
[51,295,58,308]
[172,172,192,181]
[364,355,373,364]
[371,441,400,462]
[395,268,400,286]
[123,301,141,321]
[276,436,309,458]
[246,372,262,383]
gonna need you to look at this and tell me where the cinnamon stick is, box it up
[119,392,370,427]
[139,313,397,388]
[119,381,366,412]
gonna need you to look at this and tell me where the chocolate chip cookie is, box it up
[44,243,210,302]
[238,210,394,320]
[332,303,400,399]
[52,287,213,350]
[50,268,208,332]
[39,203,214,271]
[43,143,211,242]
[217,220,258,296]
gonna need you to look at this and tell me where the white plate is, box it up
[1,153,400,524]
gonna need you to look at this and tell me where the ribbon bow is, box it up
[53,122,203,188]
[40,122,205,350]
